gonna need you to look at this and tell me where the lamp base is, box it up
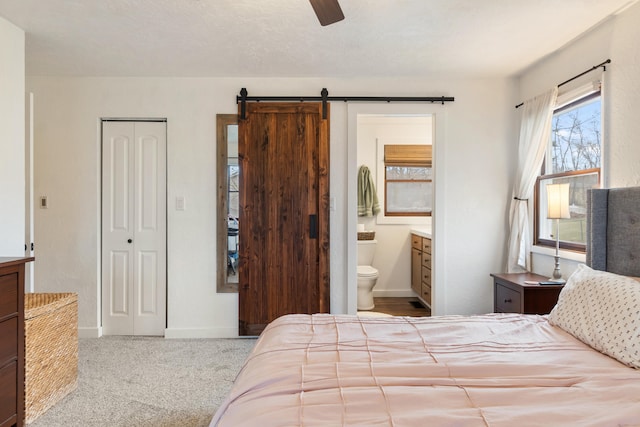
[546,277,566,284]
[549,250,565,284]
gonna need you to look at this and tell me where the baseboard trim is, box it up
[373,289,417,298]
[164,327,239,339]
[78,326,102,338]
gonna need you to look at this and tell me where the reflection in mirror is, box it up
[227,128,239,284]
[217,114,239,292]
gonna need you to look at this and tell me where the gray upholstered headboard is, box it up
[586,186,640,276]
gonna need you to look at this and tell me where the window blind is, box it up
[384,145,432,166]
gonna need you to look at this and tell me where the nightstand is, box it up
[491,272,564,315]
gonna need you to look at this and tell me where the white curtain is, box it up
[506,87,558,273]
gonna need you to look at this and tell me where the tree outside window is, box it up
[535,90,601,251]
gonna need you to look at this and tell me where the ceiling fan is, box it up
[309,0,345,26]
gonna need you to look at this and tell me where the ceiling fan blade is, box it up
[309,0,344,26]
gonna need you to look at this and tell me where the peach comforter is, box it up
[210,313,640,426]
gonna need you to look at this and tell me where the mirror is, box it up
[217,114,239,293]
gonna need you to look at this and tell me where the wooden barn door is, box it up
[238,102,330,335]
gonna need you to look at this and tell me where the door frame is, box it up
[99,118,168,335]
[216,114,239,293]
[24,92,35,292]
[347,104,446,315]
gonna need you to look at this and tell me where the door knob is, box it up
[127,239,133,244]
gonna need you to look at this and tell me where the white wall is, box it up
[27,75,515,336]
[518,1,640,278]
[0,17,25,256]
[345,85,516,316]
[437,79,516,314]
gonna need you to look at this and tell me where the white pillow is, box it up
[548,263,640,368]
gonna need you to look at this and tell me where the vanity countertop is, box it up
[411,228,431,239]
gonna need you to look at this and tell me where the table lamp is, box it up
[547,183,570,283]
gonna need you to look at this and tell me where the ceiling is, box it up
[0,0,636,78]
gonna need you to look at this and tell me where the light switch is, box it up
[176,196,185,211]
[40,196,48,209]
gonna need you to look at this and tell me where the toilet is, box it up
[357,239,379,310]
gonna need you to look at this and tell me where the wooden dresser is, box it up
[411,233,431,309]
[0,257,33,427]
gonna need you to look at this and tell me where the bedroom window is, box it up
[384,144,432,216]
[535,87,601,252]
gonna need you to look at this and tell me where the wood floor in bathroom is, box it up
[372,297,431,317]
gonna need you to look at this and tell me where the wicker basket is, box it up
[24,293,78,424]
[357,231,376,240]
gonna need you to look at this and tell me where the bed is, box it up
[210,187,640,426]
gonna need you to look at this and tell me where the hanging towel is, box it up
[357,165,380,217]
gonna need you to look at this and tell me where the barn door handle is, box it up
[309,214,318,239]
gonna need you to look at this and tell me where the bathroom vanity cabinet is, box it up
[411,234,431,308]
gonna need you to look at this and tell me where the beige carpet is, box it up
[27,336,256,427]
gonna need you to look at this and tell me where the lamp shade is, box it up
[547,183,570,219]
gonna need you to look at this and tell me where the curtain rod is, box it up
[515,59,611,109]
[237,88,455,119]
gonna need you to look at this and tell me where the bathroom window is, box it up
[384,145,432,216]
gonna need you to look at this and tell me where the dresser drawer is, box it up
[0,317,18,366]
[0,360,17,423]
[495,284,521,313]
[411,235,422,250]
[422,238,431,254]
[0,273,18,319]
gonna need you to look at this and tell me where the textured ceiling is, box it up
[0,0,636,77]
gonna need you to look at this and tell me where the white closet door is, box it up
[102,121,166,335]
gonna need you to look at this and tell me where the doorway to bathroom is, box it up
[347,104,445,315]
